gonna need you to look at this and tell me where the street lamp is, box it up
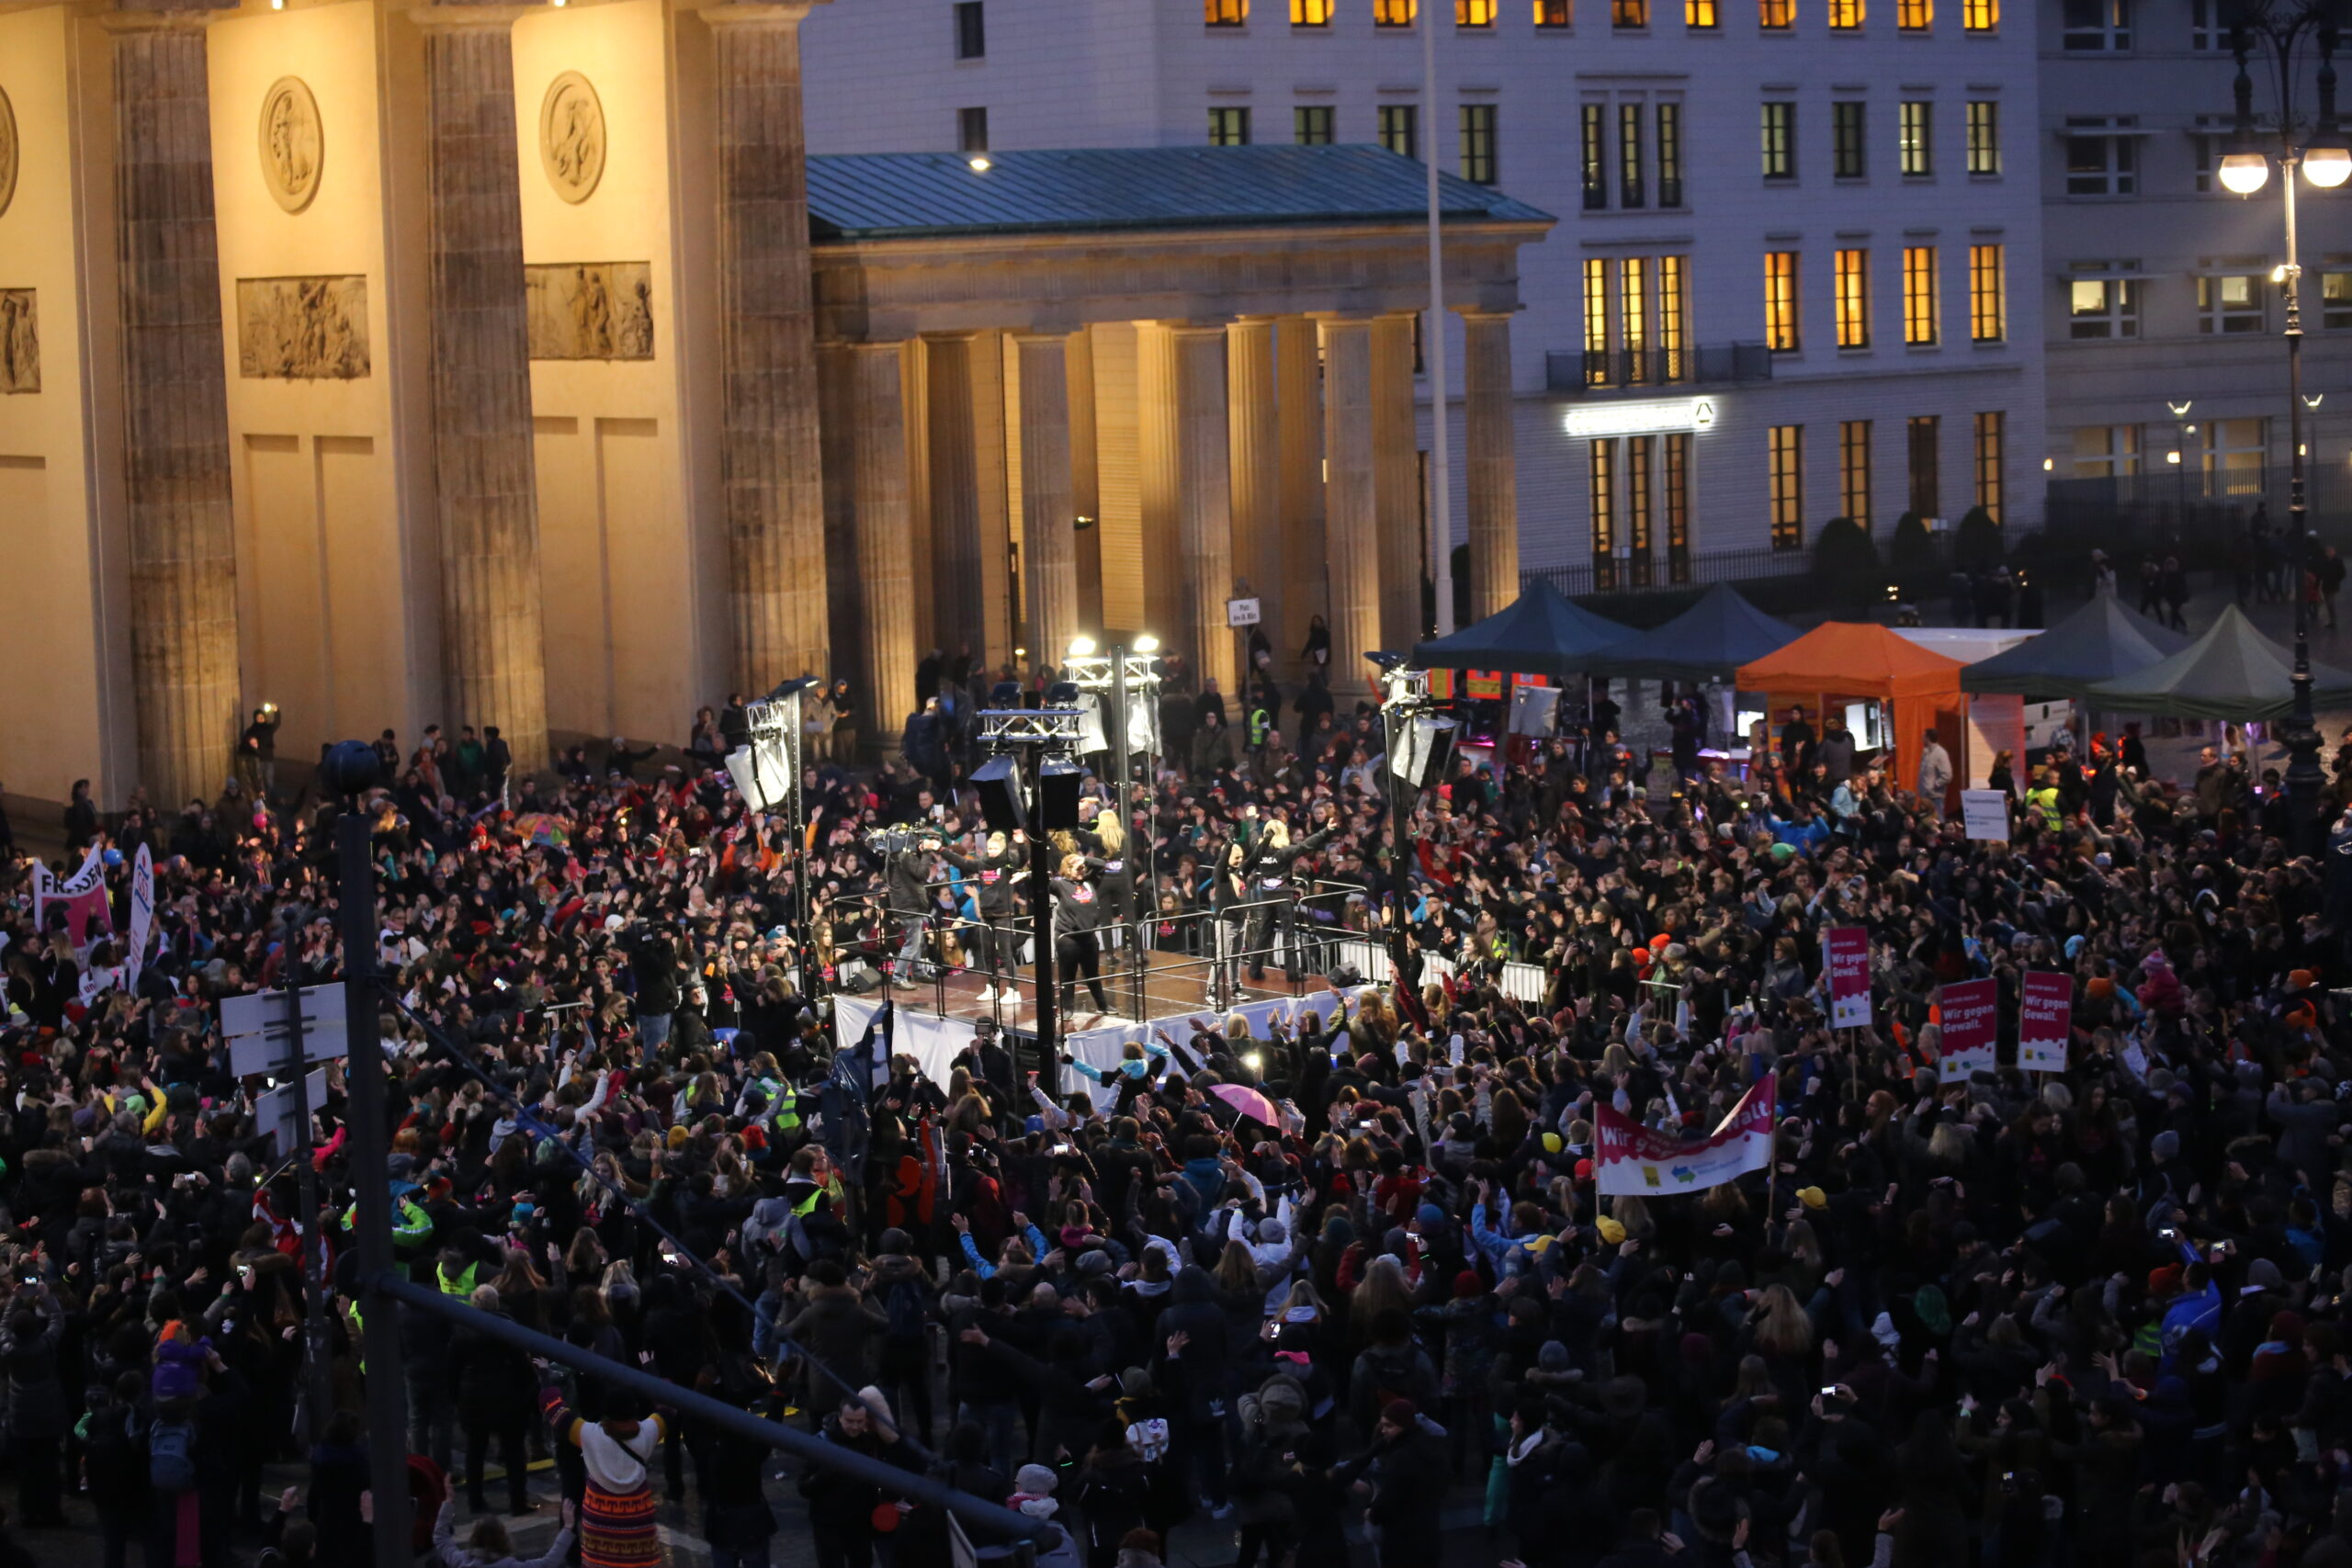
[2222,0,2347,855]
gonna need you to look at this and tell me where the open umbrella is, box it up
[1208,1082,1279,1127]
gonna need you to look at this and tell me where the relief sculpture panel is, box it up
[0,87,17,220]
[237,276,370,379]
[257,77,322,214]
[0,289,35,394]
[525,262,654,361]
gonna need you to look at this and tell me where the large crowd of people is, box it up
[7,638,2352,1568]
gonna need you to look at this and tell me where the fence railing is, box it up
[1544,342,1774,395]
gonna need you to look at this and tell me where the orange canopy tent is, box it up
[1735,623,1968,807]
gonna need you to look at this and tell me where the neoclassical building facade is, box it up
[0,0,1546,814]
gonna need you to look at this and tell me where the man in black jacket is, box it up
[1238,805,1336,984]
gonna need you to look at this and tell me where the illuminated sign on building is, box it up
[1561,397,1720,439]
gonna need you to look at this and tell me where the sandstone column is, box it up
[1461,310,1521,620]
[1168,323,1236,695]
[710,4,830,693]
[1372,313,1421,656]
[1227,318,1280,666]
[901,341,935,652]
[1320,316,1377,699]
[1068,329,1103,631]
[1014,332,1080,671]
[112,22,241,807]
[423,7,549,771]
[851,343,917,738]
[923,334,985,666]
[1275,316,1326,669]
[1136,321,1184,648]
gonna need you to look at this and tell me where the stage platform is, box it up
[894,949,1310,1032]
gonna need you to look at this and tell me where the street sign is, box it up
[1226,596,1262,627]
[224,985,351,1077]
[255,1067,330,1154]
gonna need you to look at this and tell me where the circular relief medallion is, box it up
[0,87,19,221]
[257,76,322,214]
[538,72,606,205]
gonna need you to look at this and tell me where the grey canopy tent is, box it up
[1583,582,1800,683]
[1958,592,2193,700]
[1408,579,1634,677]
[2085,603,2352,720]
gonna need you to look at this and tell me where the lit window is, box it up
[1966,100,2000,175]
[1613,0,1649,25]
[2067,274,2142,339]
[1836,248,1871,348]
[1759,0,1793,26]
[1374,0,1417,25]
[1907,415,1939,517]
[1657,103,1684,205]
[2199,274,2264,333]
[1458,0,1497,23]
[1903,245,1939,345]
[1962,0,1996,27]
[1766,250,1801,351]
[1968,243,2006,343]
[1209,107,1252,145]
[1769,425,1804,549]
[1658,254,1689,378]
[1898,0,1930,28]
[2065,122,2137,196]
[2072,425,2141,479]
[1973,411,2005,522]
[1664,433,1692,581]
[2062,0,2129,50]
[1833,101,1866,179]
[1622,256,1650,382]
[1295,106,1335,144]
[1535,0,1572,22]
[1840,420,1873,526]
[1761,101,1796,180]
[1626,435,1656,581]
[1584,257,1612,386]
[1206,0,1248,26]
[954,1,986,59]
[2204,417,2267,495]
[1900,101,1932,176]
[1459,103,1498,184]
[1379,104,1419,158]
[1687,0,1719,25]
[1620,103,1646,207]
[1581,104,1608,208]
[1590,441,1617,560]
[1294,0,1334,22]
[1828,0,1862,28]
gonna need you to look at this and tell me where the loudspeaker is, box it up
[972,756,1027,832]
[1037,757,1084,831]
[1328,963,1363,988]
[1390,715,1459,792]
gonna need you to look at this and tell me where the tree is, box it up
[1813,516,1879,603]
[1954,505,2004,573]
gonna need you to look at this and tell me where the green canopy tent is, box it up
[1408,579,1634,677]
[1582,583,1802,684]
[1959,592,2192,701]
[2086,604,2352,720]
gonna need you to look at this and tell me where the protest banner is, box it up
[1825,927,1871,1028]
[1594,1076,1778,1196]
[1938,976,1998,1082]
[2018,971,2073,1072]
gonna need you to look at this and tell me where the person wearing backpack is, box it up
[77,1371,149,1568]
[868,1230,937,1447]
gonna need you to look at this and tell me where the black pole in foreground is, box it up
[1029,748,1058,1086]
[373,1273,1053,1545]
[335,798,414,1565]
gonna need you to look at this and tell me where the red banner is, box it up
[1825,928,1871,1028]
[2018,971,2073,1073]
[1938,977,1998,1082]
[1594,1075,1779,1197]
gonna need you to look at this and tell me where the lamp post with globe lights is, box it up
[2217,0,2351,855]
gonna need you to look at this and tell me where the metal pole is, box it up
[2285,143,2326,855]
[277,951,331,1449]
[1029,750,1058,1084]
[1421,2,1457,637]
[1113,649,1142,1021]
[336,811,413,1566]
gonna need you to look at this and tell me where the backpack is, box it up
[150,1417,198,1492]
[882,1278,927,1346]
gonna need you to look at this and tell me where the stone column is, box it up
[850,343,916,739]
[710,4,829,693]
[1461,310,1521,619]
[1319,316,1377,698]
[111,22,241,808]
[1136,322,1184,647]
[423,9,549,771]
[1168,323,1236,695]
[1014,332,1079,671]
[1372,313,1421,655]
[900,342,934,651]
[1227,318,1280,662]
[1275,316,1325,667]
[1068,329,1103,631]
[923,334,985,665]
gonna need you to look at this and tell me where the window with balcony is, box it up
[1840,420,1873,526]
[1209,107,1252,144]
[955,1,987,58]
[1761,101,1796,179]
[1621,103,1646,206]
[1901,101,1933,175]
[1659,254,1689,376]
[1907,414,1940,516]
[1460,103,1498,183]
[1581,104,1608,207]
[1968,243,2006,342]
[1834,101,1867,178]
[1769,425,1804,548]
[1583,258,1611,385]
[1295,106,1335,143]
[1966,100,2000,174]
[2066,123,2137,196]
[1903,245,1939,344]
[1658,103,1685,205]
[1380,104,1419,158]
[1973,411,2005,522]
[1766,250,1801,350]
[1836,248,1871,347]
[1620,257,1650,382]
[2199,273,2264,333]
[2068,273,2142,338]
[2062,0,2130,50]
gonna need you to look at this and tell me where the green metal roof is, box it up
[805,144,1555,242]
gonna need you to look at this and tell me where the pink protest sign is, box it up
[1937,977,1998,1082]
[2018,971,2073,1073]
[1825,928,1871,1028]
